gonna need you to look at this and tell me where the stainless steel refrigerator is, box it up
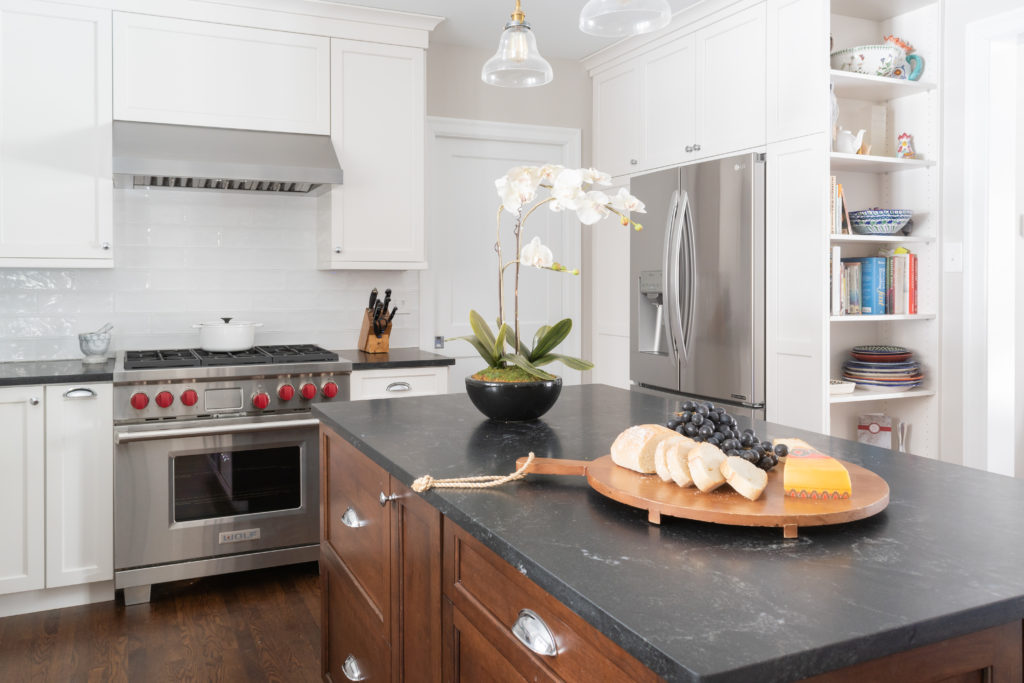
[629,152,766,419]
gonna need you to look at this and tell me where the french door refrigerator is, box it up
[629,152,766,419]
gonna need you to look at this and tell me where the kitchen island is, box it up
[313,385,1024,682]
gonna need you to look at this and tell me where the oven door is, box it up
[113,415,320,572]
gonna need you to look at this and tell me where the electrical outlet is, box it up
[434,336,444,349]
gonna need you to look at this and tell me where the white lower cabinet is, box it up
[0,383,113,606]
[350,367,448,401]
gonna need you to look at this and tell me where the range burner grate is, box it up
[124,349,201,369]
[123,344,340,369]
[257,344,339,363]
[193,348,272,366]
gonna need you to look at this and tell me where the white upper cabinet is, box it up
[0,0,112,268]
[694,3,767,159]
[113,13,330,135]
[593,62,641,178]
[318,39,425,269]
[0,385,44,596]
[767,0,828,142]
[641,36,696,171]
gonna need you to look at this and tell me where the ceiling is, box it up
[323,0,703,60]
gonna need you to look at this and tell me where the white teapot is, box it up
[835,128,866,154]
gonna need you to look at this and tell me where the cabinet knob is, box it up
[100,241,111,250]
[341,654,366,681]
[685,145,694,153]
[379,491,398,506]
[340,507,367,528]
[29,397,40,406]
[511,609,557,656]
[334,246,342,254]
[629,158,638,165]
[693,144,702,151]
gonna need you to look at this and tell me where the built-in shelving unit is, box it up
[827,0,940,456]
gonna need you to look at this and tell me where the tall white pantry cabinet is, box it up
[587,0,943,456]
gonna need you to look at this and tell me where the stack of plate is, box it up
[842,345,923,392]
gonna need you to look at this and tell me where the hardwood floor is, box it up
[0,562,321,682]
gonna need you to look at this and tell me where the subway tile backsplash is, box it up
[0,189,420,361]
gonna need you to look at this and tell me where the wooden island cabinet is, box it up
[320,421,1023,682]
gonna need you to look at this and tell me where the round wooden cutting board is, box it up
[516,455,890,538]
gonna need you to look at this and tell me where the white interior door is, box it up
[423,119,581,392]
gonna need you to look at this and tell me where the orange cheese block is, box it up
[783,445,852,500]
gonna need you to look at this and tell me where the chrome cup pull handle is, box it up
[342,654,366,681]
[386,381,411,393]
[63,387,97,399]
[511,609,557,657]
[340,508,367,528]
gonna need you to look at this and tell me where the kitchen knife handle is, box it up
[514,457,589,476]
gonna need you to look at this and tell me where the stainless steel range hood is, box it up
[112,121,343,194]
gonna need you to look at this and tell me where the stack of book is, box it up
[831,249,919,316]
[829,176,850,235]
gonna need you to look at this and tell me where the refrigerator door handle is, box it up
[682,193,697,356]
[661,191,680,365]
[672,192,689,362]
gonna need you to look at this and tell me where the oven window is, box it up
[173,447,301,522]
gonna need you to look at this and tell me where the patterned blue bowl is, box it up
[848,209,913,235]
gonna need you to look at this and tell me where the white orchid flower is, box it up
[495,166,543,214]
[520,236,554,268]
[581,168,613,186]
[538,164,565,182]
[575,191,612,225]
[608,187,647,214]
[550,168,586,211]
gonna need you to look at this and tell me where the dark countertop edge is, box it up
[335,348,455,371]
[0,362,115,387]
[317,406,1024,682]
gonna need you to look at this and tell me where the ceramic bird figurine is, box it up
[897,133,915,159]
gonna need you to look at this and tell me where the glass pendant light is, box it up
[579,0,672,38]
[481,0,553,88]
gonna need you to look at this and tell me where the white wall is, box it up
[1017,37,1024,478]
[0,189,419,361]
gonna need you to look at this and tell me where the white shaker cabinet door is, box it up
[694,3,767,159]
[318,39,425,269]
[767,0,828,142]
[44,383,113,588]
[113,13,330,135]
[593,62,641,178]
[641,35,697,172]
[0,0,112,268]
[0,386,45,595]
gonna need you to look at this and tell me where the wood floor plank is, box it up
[0,563,321,683]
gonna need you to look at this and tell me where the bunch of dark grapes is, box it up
[665,400,789,471]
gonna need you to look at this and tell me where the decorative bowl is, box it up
[848,209,913,235]
[465,376,562,422]
[78,332,110,363]
[830,45,904,77]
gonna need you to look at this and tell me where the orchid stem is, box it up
[496,205,505,325]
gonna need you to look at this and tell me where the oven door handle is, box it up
[114,418,321,444]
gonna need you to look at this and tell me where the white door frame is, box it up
[962,7,1024,475]
[420,117,583,366]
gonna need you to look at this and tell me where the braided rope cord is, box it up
[411,452,535,493]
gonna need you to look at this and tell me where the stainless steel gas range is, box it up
[112,344,351,605]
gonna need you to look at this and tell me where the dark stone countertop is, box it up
[0,358,116,387]
[314,384,1024,682]
[336,347,455,371]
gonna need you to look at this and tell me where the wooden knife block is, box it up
[357,308,391,354]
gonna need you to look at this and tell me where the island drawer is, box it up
[349,367,448,401]
[321,429,391,634]
[322,553,391,683]
[442,520,658,682]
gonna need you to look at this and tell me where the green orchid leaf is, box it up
[447,334,499,367]
[503,331,531,357]
[469,310,496,354]
[530,318,572,362]
[502,353,557,381]
[494,323,512,358]
[532,325,550,350]
[532,353,594,371]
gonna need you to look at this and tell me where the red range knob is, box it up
[300,383,317,400]
[252,392,271,410]
[180,389,198,407]
[130,392,149,410]
[278,384,295,401]
[321,381,339,399]
[155,391,174,408]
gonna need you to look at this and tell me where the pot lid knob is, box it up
[221,317,232,324]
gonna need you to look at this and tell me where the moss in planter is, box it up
[471,366,552,383]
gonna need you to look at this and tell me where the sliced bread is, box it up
[664,437,699,487]
[610,424,678,474]
[653,435,688,482]
[721,456,769,501]
[687,443,728,492]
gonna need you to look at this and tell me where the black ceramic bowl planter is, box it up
[465,376,562,422]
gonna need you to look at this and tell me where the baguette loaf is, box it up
[687,443,728,492]
[610,424,678,474]
[664,437,699,487]
[721,456,768,501]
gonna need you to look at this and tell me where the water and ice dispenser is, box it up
[637,270,670,356]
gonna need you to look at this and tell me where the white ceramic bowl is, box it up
[830,45,904,77]
[79,332,110,363]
